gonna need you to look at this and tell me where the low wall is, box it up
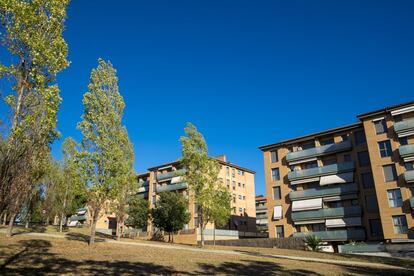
[339,243,414,258]
[204,237,305,250]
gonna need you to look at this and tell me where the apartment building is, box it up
[259,101,414,245]
[136,155,256,235]
[255,195,268,233]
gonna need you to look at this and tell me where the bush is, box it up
[305,235,322,251]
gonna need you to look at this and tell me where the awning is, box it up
[325,217,362,228]
[292,198,322,212]
[68,220,78,227]
[323,193,358,202]
[273,205,282,220]
[288,157,318,166]
[398,130,414,138]
[319,172,353,186]
[290,177,320,185]
[391,106,414,116]
[171,176,182,184]
[404,156,414,162]
[294,219,325,225]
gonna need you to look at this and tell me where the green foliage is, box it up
[151,192,190,242]
[77,59,134,244]
[305,235,322,251]
[126,197,150,229]
[180,123,231,245]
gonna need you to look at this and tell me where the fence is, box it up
[339,243,414,257]
[204,237,305,250]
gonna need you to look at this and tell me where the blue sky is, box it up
[40,1,413,196]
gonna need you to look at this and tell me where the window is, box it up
[237,170,242,175]
[394,115,403,123]
[226,167,229,176]
[272,168,280,181]
[232,181,236,186]
[233,196,236,203]
[399,137,408,146]
[365,195,379,212]
[374,119,387,134]
[242,183,245,188]
[322,157,336,166]
[227,179,230,186]
[358,151,371,167]
[270,150,278,163]
[312,223,326,232]
[238,195,242,200]
[330,201,342,208]
[387,189,403,208]
[383,164,397,182]
[302,161,318,169]
[341,134,349,141]
[232,168,235,177]
[320,138,334,146]
[369,219,383,238]
[344,154,352,162]
[238,182,241,187]
[242,195,246,200]
[361,172,374,189]
[239,207,243,213]
[273,186,281,200]
[378,140,392,158]
[392,215,408,234]
[410,187,414,197]
[300,141,315,150]
[354,130,366,145]
[276,226,284,238]
[194,217,199,228]
[405,162,414,171]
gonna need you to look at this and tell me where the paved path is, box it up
[2,231,410,271]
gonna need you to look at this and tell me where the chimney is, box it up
[215,155,227,162]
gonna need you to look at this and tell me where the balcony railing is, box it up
[289,183,358,201]
[399,144,414,158]
[404,170,414,183]
[394,118,414,133]
[156,182,188,193]
[256,214,267,219]
[291,206,361,222]
[256,205,267,211]
[286,140,352,163]
[287,162,355,182]
[293,229,366,241]
[410,197,414,209]
[156,169,186,181]
[70,215,87,221]
[137,186,149,193]
[136,192,149,199]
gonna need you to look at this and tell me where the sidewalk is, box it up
[2,230,409,271]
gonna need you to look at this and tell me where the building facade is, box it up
[259,101,414,244]
[255,195,268,233]
[136,155,256,235]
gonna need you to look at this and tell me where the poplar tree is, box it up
[78,59,133,245]
[180,123,231,247]
[0,0,69,236]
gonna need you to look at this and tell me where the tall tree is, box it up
[77,59,132,245]
[210,187,231,246]
[180,123,227,247]
[125,197,150,232]
[58,137,85,232]
[151,192,190,243]
[0,0,69,236]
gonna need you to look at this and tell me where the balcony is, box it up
[156,182,188,193]
[256,205,267,211]
[286,140,352,163]
[291,206,361,222]
[399,144,414,160]
[70,215,87,221]
[137,186,149,193]
[394,118,414,134]
[287,162,355,182]
[404,170,414,183]
[293,229,366,241]
[410,197,414,209]
[289,183,358,201]
[256,214,267,219]
[156,169,186,182]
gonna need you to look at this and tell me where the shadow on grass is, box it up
[1,239,187,275]
[65,232,105,244]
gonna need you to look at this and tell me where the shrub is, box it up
[305,235,322,251]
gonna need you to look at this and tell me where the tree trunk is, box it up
[213,223,216,246]
[6,213,16,237]
[59,212,65,233]
[89,211,99,246]
[116,219,121,241]
[25,214,30,229]
[200,214,204,247]
[171,231,174,243]
[2,212,7,226]
[60,187,68,233]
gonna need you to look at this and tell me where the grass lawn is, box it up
[1,234,413,275]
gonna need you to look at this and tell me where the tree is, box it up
[210,187,231,246]
[151,192,190,243]
[126,197,150,231]
[180,122,225,247]
[305,235,322,251]
[77,59,132,245]
[0,0,69,237]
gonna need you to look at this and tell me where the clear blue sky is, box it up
[48,0,413,196]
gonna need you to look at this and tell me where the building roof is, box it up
[147,157,256,174]
[255,195,266,201]
[357,100,414,119]
[258,122,361,151]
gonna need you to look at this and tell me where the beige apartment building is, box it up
[136,155,256,235]
[259,101,414,245]
[255,195,268,233]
